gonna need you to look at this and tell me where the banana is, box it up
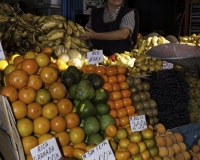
[71,37,81,45]
[47,29,65,38]
[41,21,58,30]
[67,25,73,35]
[57,21,63,28]
[72,30,80,37]
[42,40,51,45]
[63,21,68,29]
[48,41,55,47]
[55,38,62,45]
[70,43,79,49]
[76,23,86,34]
[52,15,66,21]
[47,31,64,41]
[68,20,77,31]
[80,42,89,48]
[38,35,48,42]
[78,48,90,53]
[38,15,47,24]
[64,35,71,50]
[0,15,16,22]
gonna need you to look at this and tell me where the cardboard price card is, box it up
[30,137,62,160]
[87,50,103,64]
[163,61,173,70]
[82,140,115,160]
[129,115,147,132]
[0,42,5,60]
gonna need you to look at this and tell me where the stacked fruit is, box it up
[189,139,200,159]
[126,76,159,126]
[154,123,191,160]
[185,76,200,123]
[144,69,191,129]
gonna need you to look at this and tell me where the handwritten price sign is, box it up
[129,115,147,132]
[87,50,103,64]
[82,140,115,160]
[163,61,173,70]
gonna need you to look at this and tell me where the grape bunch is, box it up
[143,69,190,129]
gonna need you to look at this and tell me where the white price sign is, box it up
[30,137,62,160]
[163,61,173,70]
[82,140,115,160]
[87,50,103,64]
[0,42,5,60]
[129,115,147,132]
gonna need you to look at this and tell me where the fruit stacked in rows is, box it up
[185,76,200,123]
[144,69,190,129]
[0,51,89,160]
[154,123,190,160]
[189,139,200,159]
[126,76,159,126]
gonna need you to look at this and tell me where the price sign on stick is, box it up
[163,61,173,70]
[30,137,62,160]
[87,50,103,64]
[0,42,5,60]
[129,115,147,132]
[82,140,115,160]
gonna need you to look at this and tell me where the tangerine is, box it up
[50,116,67,133]
[19,86,36,104]
[21,59,39,75]
[1,85,18,102]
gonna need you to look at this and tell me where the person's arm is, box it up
[79,27,130,41]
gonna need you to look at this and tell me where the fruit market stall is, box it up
[1,2,200,160]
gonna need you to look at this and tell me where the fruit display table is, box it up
[170,123,200,150]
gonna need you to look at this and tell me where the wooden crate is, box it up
[0,95,25,160]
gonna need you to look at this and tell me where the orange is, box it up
[73,148,86,160]
[129,131,143,143]
[111,91,122,101]
[107,100,115,109]
[85,64,95,73]
[38,133,54,144]
[42,102,59,119]
[127,142,140,156]
[27,74,43,90]
[119,138,130,148]
[114,99,124,109]
[116,128,128,139]
[26,154,33,160]
[105,124,117,137]
[40,66,58,84]
[65,112,80,129]
[1,85,18,102]
[119,116,129,126]
[140,150,151,160]
[24,51,37,59]
[33,116,51,135]
[100,74,108,82]
[106,66,118,76]
[56,98,73,115]
[121,89,131,98]
[128,113,138,117]
[22,135,38,155]
[117,74,126,83]
[3,64,15,76]
[61,145,74,158]
[48,62,59,72]
[112,83,121,91]
[122,98,132,107]
[13,55,24,66]
[109,109,117,118]
[102,82,113,92]
[7,69,29,89]
[48,82,68,100]
[42,47,53,56]
[55,131,70,147]
[11,100,27,120]
[115,118,120,126]
[35,53,51,68]
[17,118,34,137]
[117,108,127,118]
[115,148,131,160]
[27,102,42,120]
[125,105,135,115]
[21,59,39,75]
[95,65,106,75]
[108,75,117,83]
[69,127,85,144]
[50,116,67,133]
[117,66,127,75]
[18,86,36,104]
[73,142,87,150]
[141,128,154,140]
[119,81,129,90]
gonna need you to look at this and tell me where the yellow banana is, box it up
[67,25,73,35]
[41,21,58,30]
[47,31,64,41]
[70,43,79,49]
[47,29,65,38]
[76,23,86,34]
[52,15,66,21]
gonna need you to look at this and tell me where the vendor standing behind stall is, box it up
[79,0,136,57]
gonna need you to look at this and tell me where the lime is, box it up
[99,114,116,131]
[83,116,100,135]
[88,133,104,145]
[96,103,111,115]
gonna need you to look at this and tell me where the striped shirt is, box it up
[86,5,135,34]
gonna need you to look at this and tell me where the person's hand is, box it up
[79,27,96,40]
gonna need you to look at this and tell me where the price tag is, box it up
[0,42,5,60]
[87,50,103,64]
[129,115,147,132]
[163,61,173,70]
[30,137,62,160]
[82,140,115,160]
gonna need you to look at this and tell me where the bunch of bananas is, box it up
[179,33,200,47]
[0,2,90,55]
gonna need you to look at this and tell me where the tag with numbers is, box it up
[87,50,103,64]
[163,61,173,70]
[0,42,5,60]
[129,115,147,132]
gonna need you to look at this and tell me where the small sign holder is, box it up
[87,49,103,65]
[129,115,147,132]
